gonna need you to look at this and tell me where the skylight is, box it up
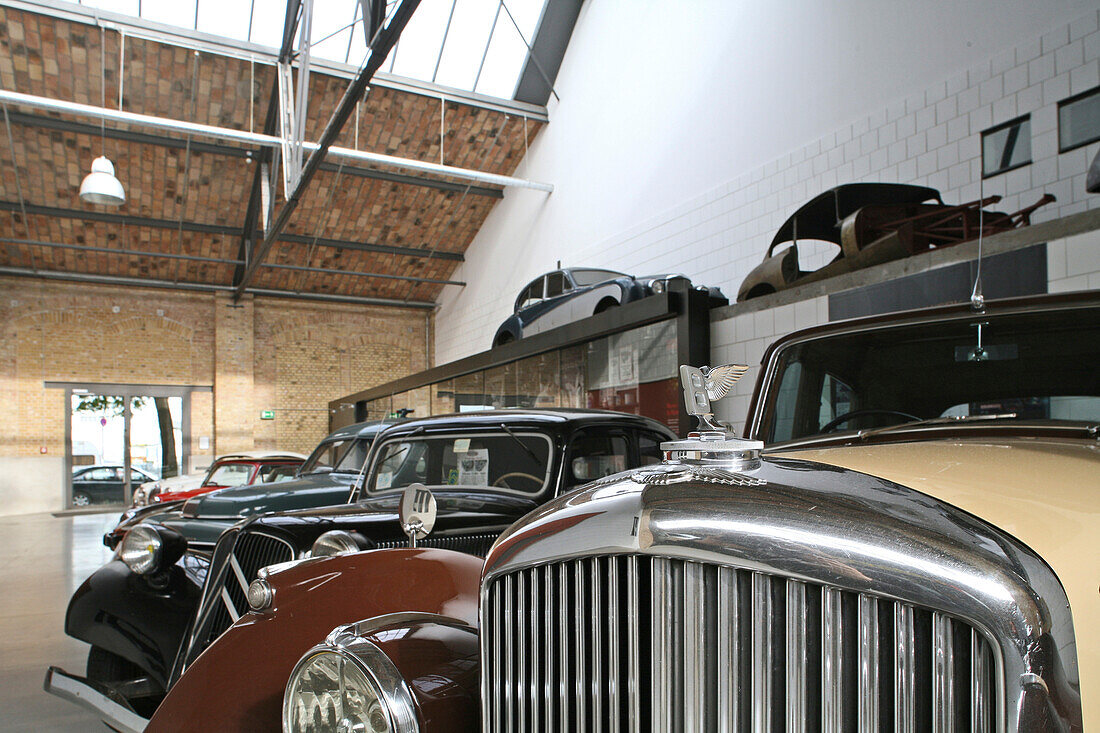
[74,0,548,100]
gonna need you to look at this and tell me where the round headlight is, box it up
[651,279,666,294]
[311,530,362,558]
[247,578,274,611]
[284,644,416,733]
[119,524,163,575]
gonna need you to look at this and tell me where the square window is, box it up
[982,116,1031,177]
[1058,87,1100,152]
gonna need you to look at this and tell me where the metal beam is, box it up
[0,200,465,261]
[5,110,502,197]
[0,265,438,309]
[4,0,549,122]
[234,0,423,300]
[0,89,550,191]
[0,236,467,285]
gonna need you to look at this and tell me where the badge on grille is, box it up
[399,483,437,548]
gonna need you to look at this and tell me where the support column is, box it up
[214,293,255,454]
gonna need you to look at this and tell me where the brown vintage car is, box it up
[152,291,1097,731]
[736,182,1054,301]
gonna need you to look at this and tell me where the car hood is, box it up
[183,472,357,519]
[151,472,205,491]
[779,436,1100,729]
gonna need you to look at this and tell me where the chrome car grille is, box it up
[373,531,501,557]
[482,555,998,732]
[191,530,295,655]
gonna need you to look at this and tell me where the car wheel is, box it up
[86,646,161,717]
[594,297,620,314]
[71,492,91,507]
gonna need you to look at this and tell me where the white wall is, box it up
[436,0,1100,363]
[0,456,65,516]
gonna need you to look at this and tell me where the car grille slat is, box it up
[483,555,999,732]
[371,531,500,557]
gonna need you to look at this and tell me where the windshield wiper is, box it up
[499,423,541,466]
[857,412,1018,441]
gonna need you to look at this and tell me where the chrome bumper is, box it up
[43,666,148,733]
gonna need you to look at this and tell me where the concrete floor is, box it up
[0,511,117,732]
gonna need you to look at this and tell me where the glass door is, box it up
[69,393,127,508]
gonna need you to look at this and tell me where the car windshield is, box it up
[204,462,254,487]
[570,269,626,286]
[367,431,553,495]
[759,307,1100,443]
[301,437,360,474]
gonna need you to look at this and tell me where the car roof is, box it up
[324,418,403,440]
[375,408,676,437]
[213,450,308,462]
[769,183,942,249]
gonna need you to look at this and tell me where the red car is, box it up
[153,451,306,503]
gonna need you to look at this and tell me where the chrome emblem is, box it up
[399,483,437,547]
[680,364,748,433]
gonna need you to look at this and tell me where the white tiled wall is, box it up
[436,9,1100,364]
[709,296,829,436]
[1048,229,1100,291]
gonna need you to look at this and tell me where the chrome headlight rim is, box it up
[309,529,363,558]
[649,278,667,294]
[118,523,164,575]
[283,631,419,733]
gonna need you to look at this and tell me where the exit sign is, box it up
[260,410,275,420]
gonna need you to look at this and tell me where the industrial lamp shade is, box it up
[79,155,125,206]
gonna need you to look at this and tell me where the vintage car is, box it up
[136,291,1096,731]
[108,419,394,551]
[736,182,1055,301]
[70,464,156,506]
[493,267,726,346]
[46,408,675,728]
[136,450,305,505]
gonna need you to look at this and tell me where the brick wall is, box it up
[0,276,430,514]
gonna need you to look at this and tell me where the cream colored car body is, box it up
[781,436,1100,729]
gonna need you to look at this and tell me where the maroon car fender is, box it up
[147,548,482,732]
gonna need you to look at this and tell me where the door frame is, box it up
[47,382,212,509]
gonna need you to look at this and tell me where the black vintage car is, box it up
[71,464,157,507]
[49,408,675,723]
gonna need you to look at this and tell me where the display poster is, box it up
[618,345,638,384]
[457,449,489,486]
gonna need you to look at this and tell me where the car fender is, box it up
[492,315,523,345]
[65,558,206,689]
[146,547,482,732]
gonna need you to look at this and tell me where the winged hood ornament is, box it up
[679,363,748,433]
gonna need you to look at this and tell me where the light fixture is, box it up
[79,156,125,206]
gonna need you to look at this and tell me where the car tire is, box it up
[86,646,160,717]
[594,297,619,314]
[71,492,91,507]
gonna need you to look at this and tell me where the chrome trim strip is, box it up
[516,572,526,728]
[651,557,671,730]
[626,555,640,733]
[529,568,539,729]
[608,558,620,732]
[219,586,240,623]
[751,572,772,733]
[972,628,991,733]
[558,563,568,726]
[858,594,880,733]
[684,561,705,730]
[503,573,514,730]
[717,565,739,733]
[786,580,808,733]
[895,604,916,733]
[591,558,603,728]
[933,612,954,732]
[822,586,843,732]
[491,581,502,732]
[573,559,585,729]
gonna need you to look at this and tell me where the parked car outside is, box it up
[70,465,157,507]
[48,409,675,728]
[107,419,395,551]
[148,291,1096,732]
[736,182,1055,301]
[493,267,726,346]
